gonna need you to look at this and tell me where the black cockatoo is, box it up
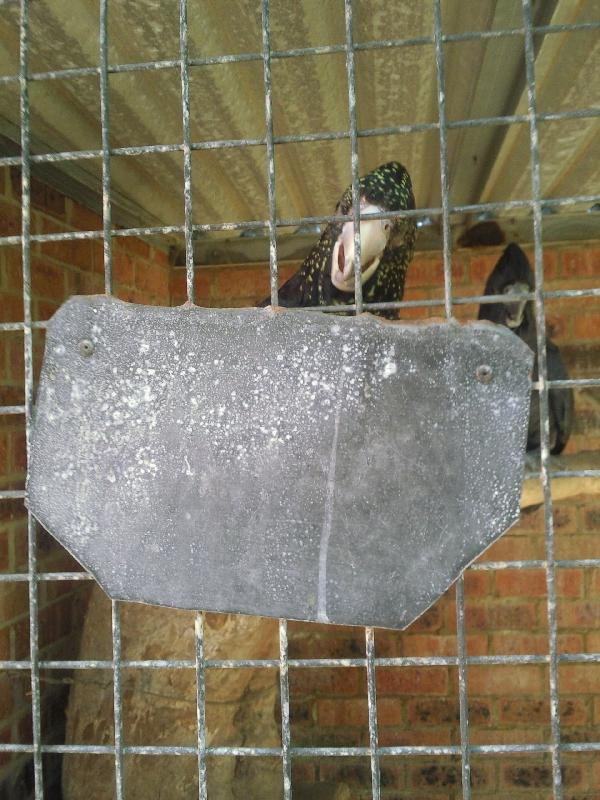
[259,161,416,318]
[478,243,574,455]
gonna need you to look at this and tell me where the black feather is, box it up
[478,243,574,455]
[258,161,416,318]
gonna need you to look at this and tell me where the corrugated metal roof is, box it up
[0,0,598,243]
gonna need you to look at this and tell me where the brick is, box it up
[558,601,600,629]
[319,761,372,785]
[0,248,23,294]
[9,430,27,475]
[317,698,368,727]
[0,199,21,237]
[135,260,169,297]
[376,667,448,696]
[31,258,66,301]
[0,531,8,572]
[39,239,94,272]
[0,293,23,324]
[464,570,491,597]
[123,236,151,260]
[288,667,360,698]
[559,697,589,726]
[556,569,583,598]
[376,697,403,727]
[0,583,29,621]
[502,764,581,789]
[495,569,547,597]
[469,252,503,284]
[399,633,486,658]
[406,698,490,727]
[574,311,600,341]
[467,664,544,695]
[68,201,102,231]
[149,246,170,267]
[112,252,135,287]
[560,664,600,694]
[478,533,545,563]
[555,536,600,561]
[289,700,314,726]
[213,266,270,301]
[90,240,104,273]
[562,249,595,278]
[404,604,443,633]
[468,601,538,630]
[500,698,549,725]
[379,727,452,747]
[76,271,104,295]
[35,299,61,322]
[410,763,460,789]
[489,632,550,655]
[291,762,316,784]
[0,627,8,660]
[288,630,363,660]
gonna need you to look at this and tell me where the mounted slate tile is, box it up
[27,296,533,629]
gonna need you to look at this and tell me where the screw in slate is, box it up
[79,339,94,357]
[476,364,493,384]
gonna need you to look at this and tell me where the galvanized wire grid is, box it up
[0,0,599,798]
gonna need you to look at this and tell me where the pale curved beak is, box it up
[331,206,391,293]
[503,281,530,328]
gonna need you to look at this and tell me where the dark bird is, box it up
[478,243,574,455]
[259,161,416,318]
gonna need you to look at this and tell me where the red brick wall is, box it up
[2,160,600,799]
[0,166,171,794]
[172,243,600,798]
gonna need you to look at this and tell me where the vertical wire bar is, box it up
[99,0,113,293]
[260,0,279,307]
[433,0,453,319]
[278,619,293,799]
[111,600,124,800]
[365,627,381,799]
[195,612,208,800]
[19,1,43,795]
[455,577,472,800]
[343,0,364,315]
[522,3,562,797]
[179,0,195,304]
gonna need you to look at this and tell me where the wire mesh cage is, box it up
[1,0,600,798]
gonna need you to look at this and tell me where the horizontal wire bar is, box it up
[0,405,26,415]
[0,572,92,582]
[1,19,599,87]
[3,650,600,673]
[1,106,598,170]
[1,191,599,250]
[0,490,26,499]
[4,558,595,585]
[0,194,600,250]
[1,740,600,756]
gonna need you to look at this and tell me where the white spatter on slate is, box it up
[27,297,534,630]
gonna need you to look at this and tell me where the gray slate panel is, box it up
[27,296,533,629]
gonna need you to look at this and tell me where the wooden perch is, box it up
[521,450,600,508]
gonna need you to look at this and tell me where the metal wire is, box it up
[1,2,599,799]
[433,0,453,320]
[522,3,563,796]
[195,613,208,800]
[179,0,195,303]
[260,0,280,308]
[99,0,112,293]
[1,107,598,171]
